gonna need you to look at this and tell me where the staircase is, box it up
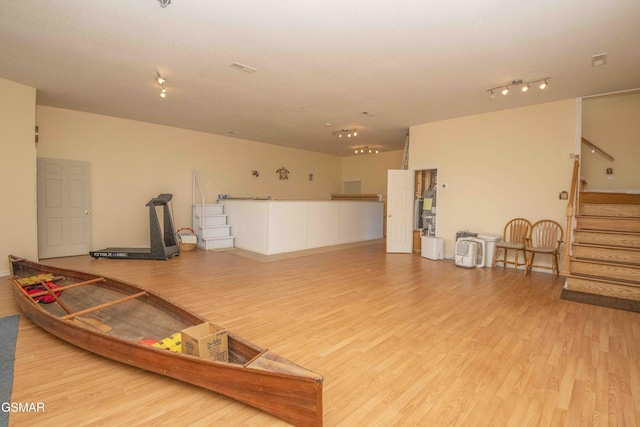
[192,204,235,250]
[562,192,640,311]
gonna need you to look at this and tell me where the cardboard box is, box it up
[181,322,228,362]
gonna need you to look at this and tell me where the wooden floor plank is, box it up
[2,243,640,426]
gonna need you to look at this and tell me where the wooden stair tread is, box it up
[572,241,640,251]
[580,192,640,205]
[577,215,640,220]
[574,228,640,235]
[579,204,640,218]
[570,256,640,268]
[573,229,640,249]
[575,215,640,233]
[566,273,640,287]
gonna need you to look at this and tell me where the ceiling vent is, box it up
[229,62,257,73]
[592,53,607,67]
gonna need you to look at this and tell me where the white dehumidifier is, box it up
[421,236,444,260]
[454,237,485,268]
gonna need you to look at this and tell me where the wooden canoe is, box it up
[8,256,323,426]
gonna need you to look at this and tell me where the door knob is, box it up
[85,210,91,215]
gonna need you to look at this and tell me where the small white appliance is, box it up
[477,233,502,267]
[454,237,485,268]
[421,236,443,260]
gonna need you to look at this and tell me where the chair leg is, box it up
[513,250,518,274]
[525,252,534,275]
[493,248,507,269]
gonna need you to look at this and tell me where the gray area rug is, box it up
[561,288,640,313]
[0,315,20,427]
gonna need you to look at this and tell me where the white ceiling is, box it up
[1,0,639,156]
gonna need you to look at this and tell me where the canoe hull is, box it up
[10,257,322,427]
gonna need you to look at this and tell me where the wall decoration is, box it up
[276,167,290,180]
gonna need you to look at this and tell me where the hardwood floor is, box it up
[2,243,640,426]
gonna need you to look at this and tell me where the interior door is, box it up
[386,169,414,253]
[37,158,92,259]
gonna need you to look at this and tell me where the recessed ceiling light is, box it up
[229,62,257,73]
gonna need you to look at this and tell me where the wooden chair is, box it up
[524,220,564,279]
[492,218,532,273]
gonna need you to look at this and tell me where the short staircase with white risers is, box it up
[192,204,235,250]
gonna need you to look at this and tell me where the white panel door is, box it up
[386,169,414,253]
[37,158,91,258]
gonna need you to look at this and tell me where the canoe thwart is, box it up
[61,291,148,320]
[17,277,106,298]
[243,348,269,367]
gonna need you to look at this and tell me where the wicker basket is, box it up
[176,228,197,251]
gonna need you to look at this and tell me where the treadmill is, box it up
[90,193,180,260]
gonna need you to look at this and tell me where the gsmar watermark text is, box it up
[1,402,45,413]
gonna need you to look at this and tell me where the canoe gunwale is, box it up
[9,256,323,426]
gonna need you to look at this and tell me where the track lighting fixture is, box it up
[354,146,379,155]
[487,78,550,99]
[333,128,358,138]
[155,72,167,98]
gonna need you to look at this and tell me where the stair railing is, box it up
[581,137,614,162]
[561,155,580,277]
[192,170,205,229]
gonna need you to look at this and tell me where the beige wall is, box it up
[409,99,578,258]
[36,106,343,249]
[1,78,588,267]
[0,78,38,275]
[341,150,404,198]
[581,92,640,192]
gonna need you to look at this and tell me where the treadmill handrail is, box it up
[146,193,173,206]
